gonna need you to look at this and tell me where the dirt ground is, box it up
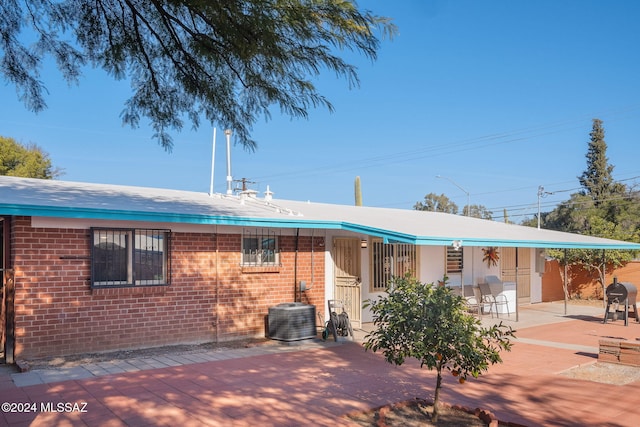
[20,338,276,371]
[344,399,490,426]
[559,361,640,385]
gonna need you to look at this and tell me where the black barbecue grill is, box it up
[603,278,638,326]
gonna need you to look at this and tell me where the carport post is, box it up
[564,248,568,315]
[515,247,519,322]
[602,249,606,308]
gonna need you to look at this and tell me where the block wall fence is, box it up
[542,259,640,301]
[9,216,325,359]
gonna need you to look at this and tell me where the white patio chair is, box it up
[478,282,509,318]
[450,285,481,317]
[464,286,482,317]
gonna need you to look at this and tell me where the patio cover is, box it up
[1,176,639,251]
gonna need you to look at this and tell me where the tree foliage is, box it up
[414,193,493,219]
[464,204,493,220]
[546,206,639,299]
[578,118,625,205]
[1,0,396,151]
[414,192,458,214]
[541,119,639,298]
[363,275,514,422]
[0,136,59,179]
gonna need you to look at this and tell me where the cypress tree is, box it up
[578,118,615,206]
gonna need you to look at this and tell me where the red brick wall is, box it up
[9,217,325,359]
[214,233,325,342]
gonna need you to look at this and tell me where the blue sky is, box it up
[1,0,640,222]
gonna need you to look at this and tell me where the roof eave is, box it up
[3,203,640,251]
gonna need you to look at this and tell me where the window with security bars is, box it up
[370,239,418,291]
[91,228,170,288]
[446,245,463,273]
[242,229,280,266]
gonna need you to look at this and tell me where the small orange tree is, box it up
[363,275,515,422]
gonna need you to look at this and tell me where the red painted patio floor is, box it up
[1,305,639,426]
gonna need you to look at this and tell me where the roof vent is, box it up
[240,189,258,199]
[264,185,273,201]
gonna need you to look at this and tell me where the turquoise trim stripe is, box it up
[2,202,640,250]
[0,202,335,227]
[411,238,640,250]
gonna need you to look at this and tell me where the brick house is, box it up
[2,176,639,363]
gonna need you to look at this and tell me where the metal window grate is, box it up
[91,228,170,288]
[134,229,169,285]
[242,229,280,266]
[92,229,130,286]
[371,240,417,291]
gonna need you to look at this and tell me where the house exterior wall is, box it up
[418,246,446,285]
[9,216,325,359]
[358,243,544,322]
[530,249,544,303]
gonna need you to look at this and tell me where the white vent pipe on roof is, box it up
[225,129,233,195]
[264,185,273,201]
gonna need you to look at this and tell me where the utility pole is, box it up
[234,178,256,192]
[537,186,544,229]
[537,186,553,229]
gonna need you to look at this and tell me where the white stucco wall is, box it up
[323,235,544,324]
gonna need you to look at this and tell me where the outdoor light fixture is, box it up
[452,240,463,251]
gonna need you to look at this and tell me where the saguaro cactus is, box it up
[354,176,363,206]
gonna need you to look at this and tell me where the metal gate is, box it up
[333,238,361,328]
[1,217,14,364]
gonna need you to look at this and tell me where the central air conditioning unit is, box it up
[268,303,316,342]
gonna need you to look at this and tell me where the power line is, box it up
[493,190,640,222]
[250,107,640,183]
[385,176,640,221]
[433,174,640,216]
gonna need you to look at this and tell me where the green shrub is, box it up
[363,275,515,422]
